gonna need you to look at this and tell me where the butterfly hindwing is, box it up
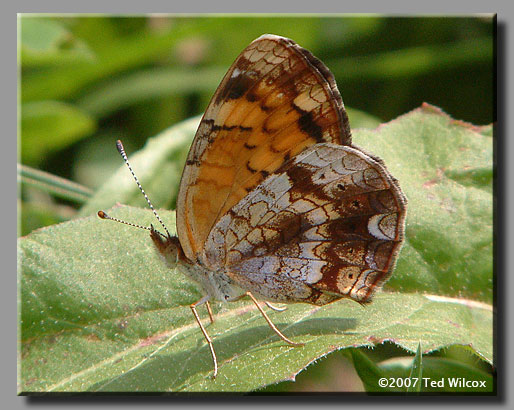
[203,143,407,304]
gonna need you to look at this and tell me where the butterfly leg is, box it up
[246,292,304,347]
[206,301,215,324]
[190,296,218,378]
[264,301,288,312]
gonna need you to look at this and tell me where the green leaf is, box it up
[20,101,96,166]
[20,17,67,52]
[19,199,70,238]
[407,343,423,393]
[19,164,93,204]
[19,206,492,392]
[355,104,493,303]
[19,17,95,68]
[346,107,382,130]
[19,104,493,392]
[350,349,393,392]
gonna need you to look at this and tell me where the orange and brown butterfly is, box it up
[99,34,407,378]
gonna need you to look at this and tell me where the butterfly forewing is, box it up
[177,34,352,261]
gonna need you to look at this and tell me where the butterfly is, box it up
[100,34,407,378]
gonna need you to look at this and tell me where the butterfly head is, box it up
[149,226,188,267]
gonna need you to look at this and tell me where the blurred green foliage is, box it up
[18,15,495,393]
[19,15,494,233]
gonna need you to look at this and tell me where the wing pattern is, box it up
[176,34,351,261]
[203,144,407,304]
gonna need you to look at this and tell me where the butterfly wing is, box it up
[203,143,407,304]
[176,34,351,261]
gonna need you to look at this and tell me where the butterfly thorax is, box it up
[150,228,246,302]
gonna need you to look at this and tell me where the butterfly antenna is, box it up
[114,140,171,238]
[97,211,167,240]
